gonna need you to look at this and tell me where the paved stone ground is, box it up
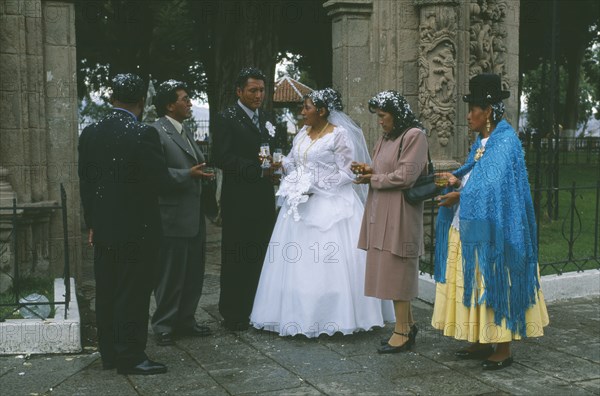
[1,222,599,395]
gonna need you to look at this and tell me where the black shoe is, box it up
[117,359,167,375]
[380,324,418,346]
[482,356,513,370]
[455,345,495,360]
[377,332,412,354]
[177,324,212,337]
[222,320,249,331]
[156,332,174,346]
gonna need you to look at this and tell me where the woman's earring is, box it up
[486,118,491,133]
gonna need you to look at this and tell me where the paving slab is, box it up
[573,378,600,394]
[309,370,413,395]
[206,358,303,395]
[0,353,97,396]
[393,366,496,395]
[128,344,228,396]
[0,223,598,396]
[49,360,137,396]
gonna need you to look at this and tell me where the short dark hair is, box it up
[110,73,146,103]
[235,67,266,91]
[154,80,188,117]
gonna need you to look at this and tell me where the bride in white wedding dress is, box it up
[250,89,394,337]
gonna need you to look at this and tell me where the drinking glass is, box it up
[203,164,216,181]
[434,173,449,188]
[351,162,365,178]
[272,148,283,175]
[259,143,271,169]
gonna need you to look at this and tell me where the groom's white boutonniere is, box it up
[265,121,276,138]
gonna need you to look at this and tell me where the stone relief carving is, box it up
[469,0,508,85]
[418,6,457,147]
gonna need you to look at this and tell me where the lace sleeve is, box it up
[282,126,307,175]
[308,127,354,194]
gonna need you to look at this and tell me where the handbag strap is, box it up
[398,129,434,174]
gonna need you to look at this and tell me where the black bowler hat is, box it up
[462,73,510,104]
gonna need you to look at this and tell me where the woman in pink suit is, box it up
[355,91,429,354]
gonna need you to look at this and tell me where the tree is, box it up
[522,63,596,134]
[75,0,331,125]
[520,0,600,133]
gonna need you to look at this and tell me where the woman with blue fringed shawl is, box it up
[431,74,549,371]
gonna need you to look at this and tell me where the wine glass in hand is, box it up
[259,143,271,169]
[272,148,283,175]
[351,162,365,178]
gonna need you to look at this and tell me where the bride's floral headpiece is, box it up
[306,88,343,113]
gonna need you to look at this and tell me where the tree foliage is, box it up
[522,62,596,134]
[75,0,331,125]
[520,0,600,133]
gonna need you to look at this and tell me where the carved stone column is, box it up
[468,0,519,125]
[414,0,462,171]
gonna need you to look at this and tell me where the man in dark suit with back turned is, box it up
[213,67,277,331]
[150,80,213,346]
[78,74,170,375]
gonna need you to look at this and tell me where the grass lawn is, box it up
[526,151,600,275]
[0,277,55,320]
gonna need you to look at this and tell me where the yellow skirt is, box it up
[431,227,549,343]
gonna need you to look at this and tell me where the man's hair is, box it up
[235,67,266,91]
[110,73,146,103]
[154,80,189,117]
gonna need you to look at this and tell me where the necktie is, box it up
[181,128,197,161]
[252,113,260,130]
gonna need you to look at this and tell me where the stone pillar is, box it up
[0,0,81,281]
[42,0,81,279]
[325,0,424,150]
[324,0,375,146]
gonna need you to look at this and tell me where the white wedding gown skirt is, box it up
[250,185,395,337]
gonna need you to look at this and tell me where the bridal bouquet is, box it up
[276,165,313,221]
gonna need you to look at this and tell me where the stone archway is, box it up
[0,0,522,283]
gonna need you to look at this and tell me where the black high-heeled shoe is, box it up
[380,324,418,346]
[377,331,412,354]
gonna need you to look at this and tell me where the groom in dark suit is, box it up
[151,81,213,345]
[78,74,170,375]
[213,67,277,330]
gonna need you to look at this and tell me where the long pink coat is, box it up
[358,128,428,258]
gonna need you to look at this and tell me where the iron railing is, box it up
[419,181,600,276]
[0,184,71,321]
[534,181,600,275]
[522,136,600,166]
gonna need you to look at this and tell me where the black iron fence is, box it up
[534,181,600,275]
[0,184,71,321]
[522,136,600,165]
[419,181,600,276]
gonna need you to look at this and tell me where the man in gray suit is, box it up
[151,80,213,346]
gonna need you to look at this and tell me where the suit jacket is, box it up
[78,109,172,246]
[152,117,205,238]
[212,103,276,215]
[358,128,428,257]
